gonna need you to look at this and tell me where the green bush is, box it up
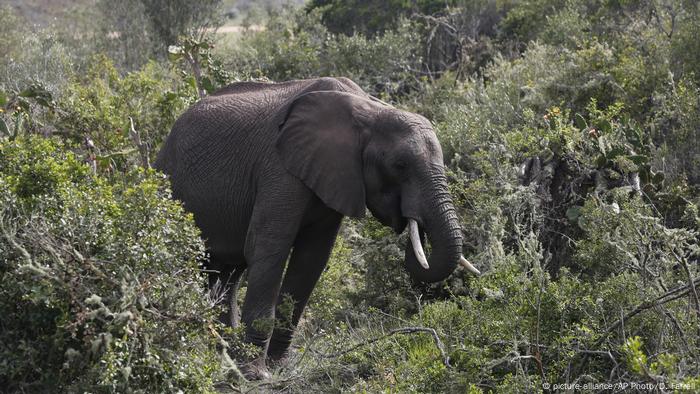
[305,236,361,325]
[0,5,101,95]
[55,56,195,170]
[306,0,453,37]
[225,9,422,97]
[2,0,700,392]
[650,77,700,184]
[0,137,221,392]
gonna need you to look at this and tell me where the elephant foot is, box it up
[266,347,290,365]
[267,332,292,365]
[267,352,290,369]
[240,358,271,381]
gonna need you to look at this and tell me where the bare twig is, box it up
[570,278,700,383]
[84,136,98,174]
[129,117,150,169]
[241,374,304,394]
[671,249,700,317]
[311,326,451,367]
[212,381,242,393]
[593,277,700,349]
[577,348,619,382]
[186,52,205,99]
[663,310,693,357]
[412,13,457,34]
[0,216,33,265]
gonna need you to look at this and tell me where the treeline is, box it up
[1,1,699,392]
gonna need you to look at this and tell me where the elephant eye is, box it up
[393,159,408,171]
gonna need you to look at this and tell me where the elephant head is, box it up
[277,91,479,283]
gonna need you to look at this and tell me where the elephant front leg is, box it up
[238,186,311,380]
[239,252,288,379]
[267,211,343,363]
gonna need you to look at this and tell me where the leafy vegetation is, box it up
[0,137,221,392]
[1,0,699,392]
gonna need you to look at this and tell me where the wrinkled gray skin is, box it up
[155,77,463,379]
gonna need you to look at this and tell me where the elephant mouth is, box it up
[391,216,408,234]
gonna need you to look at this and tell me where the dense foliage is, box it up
[1,0,699,392]
[0,137,223,392]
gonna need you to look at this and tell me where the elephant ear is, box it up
[277,91,376,218]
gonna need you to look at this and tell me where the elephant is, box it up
[154,77,479,379]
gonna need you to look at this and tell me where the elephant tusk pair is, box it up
[408,219,481,276]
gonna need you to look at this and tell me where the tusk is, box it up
[459,255,481,276]
[408,219,430,270]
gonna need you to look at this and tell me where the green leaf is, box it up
[574,113,587,130]
[628,155,649,165]
[595,155,607,168]
[200,76,215,94]
[639,165,651,184]
[18,84,54,107]
[185,76,197,91]
[597,136,607,156]
[605,147,625,160]
[195,40,211,50]
[16,98,30,112]
[0,91,7,106]
[19,86,37,98]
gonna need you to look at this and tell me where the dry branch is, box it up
[312,326,451,367]
[0,216,33,265]
[129,117,150,169]
[593,276,700,349]
[672,249,700,317]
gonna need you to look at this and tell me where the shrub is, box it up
[650,77,700,184]
[305,236,361,325]
[306,0,451,37]
[96,0,224,70]
[224,9,422,97]
[3,1,700,392]
[56,56,195,171]
[0,137,221,392]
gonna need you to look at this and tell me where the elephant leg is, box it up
[239,186,311,379]
[267,211,343,363]
[207,254,245,327]
[239,253,290,380]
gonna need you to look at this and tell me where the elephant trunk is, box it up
[404,171,478,283]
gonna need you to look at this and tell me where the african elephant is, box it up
[154,77,479,379]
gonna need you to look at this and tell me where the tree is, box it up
[98,0,223,69]
[306,0,454,36]
[140,0,223,45]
